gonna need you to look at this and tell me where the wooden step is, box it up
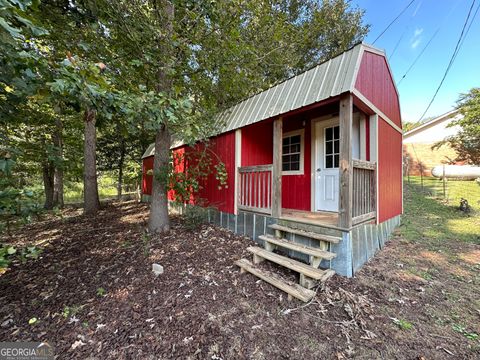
[259,235,337,260]
[235,259,315,302]
[269,224,341,244]
[247,246,333,280]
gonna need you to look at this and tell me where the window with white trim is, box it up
[282,130,304,175]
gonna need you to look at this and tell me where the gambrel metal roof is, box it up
[217,43,365,133]
[143,43,385,158]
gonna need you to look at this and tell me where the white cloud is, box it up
[414,28,424,37]
[413,1,423,17]
[410,27,424,49]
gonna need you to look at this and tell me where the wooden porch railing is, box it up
[352,159,376,225]
[238,165,273,215]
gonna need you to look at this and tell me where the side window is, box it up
[282,130,304,174]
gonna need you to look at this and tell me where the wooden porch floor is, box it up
[281,209,338,227]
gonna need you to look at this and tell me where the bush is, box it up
[183,204,209,231]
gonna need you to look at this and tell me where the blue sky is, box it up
[353,0,480,123]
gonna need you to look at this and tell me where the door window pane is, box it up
[325,155,333,168]
[326,127,333,141]
[324,125,340,169]
[325,141,333,154]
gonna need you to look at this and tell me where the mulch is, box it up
[0,201,478,359]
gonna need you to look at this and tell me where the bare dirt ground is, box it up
[0,200,479,359]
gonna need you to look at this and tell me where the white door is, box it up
[315,120,340,212]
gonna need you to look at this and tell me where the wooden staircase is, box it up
[235,223,340,302]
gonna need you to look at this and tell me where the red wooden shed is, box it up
[142,43,403,298]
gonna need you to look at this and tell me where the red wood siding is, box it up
[194,132,236,213]
[167,147,188,202]
[141,132,236,214]
[378,118,403,222]
[241,121,273,166]
[282,118,311,211]
[142,156,154,195]
[355,51,402,128]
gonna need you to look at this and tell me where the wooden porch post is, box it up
[339,94,353,228]
[272,117,283,218]
[234,129,242,215]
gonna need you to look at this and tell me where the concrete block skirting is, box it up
[208,209,401,277]
[141,196,401,277]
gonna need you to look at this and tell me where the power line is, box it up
[457,0,480,58]
[389,27,408,60]
[373,0,417,44]
[390,1,422,60]
[397,0,463,85]
[418,0,477,121]
[397,27,440,85]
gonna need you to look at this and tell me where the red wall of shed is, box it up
[355,51,402,129]
[282,118,311,211]
[142,156,154,195]
[194,132,236,213]
[141,131,236,214]
[377,118,403,222]
[241,121,273,166]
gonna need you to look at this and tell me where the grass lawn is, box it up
[402,176,480,245]
[30,174,138,204]
[0,182,479,358]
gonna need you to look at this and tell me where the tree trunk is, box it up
[84,109,100,215]
[53,118,64,208]
[42,160,55,210]
[117,137,125,200]
[41,136,55,210]
[148,0,174,233]
[148,126,171,233]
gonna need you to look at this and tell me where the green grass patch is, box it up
[30,172,138,204]
[392,318,414,331]
[401,177,480,245]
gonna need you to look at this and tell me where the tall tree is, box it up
[442,88,480,164]
[52,117,64,207]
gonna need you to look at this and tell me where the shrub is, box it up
[183,204,209,231]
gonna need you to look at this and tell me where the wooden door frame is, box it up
[310,114,340,212]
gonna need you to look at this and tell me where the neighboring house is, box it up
[403,110,462,176]
[142,43,403,301]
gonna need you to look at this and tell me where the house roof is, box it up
[143,42,385,159]
[403,109,461,138]
[142,143,155,159]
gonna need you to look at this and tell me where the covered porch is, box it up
[235,93,377,230]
